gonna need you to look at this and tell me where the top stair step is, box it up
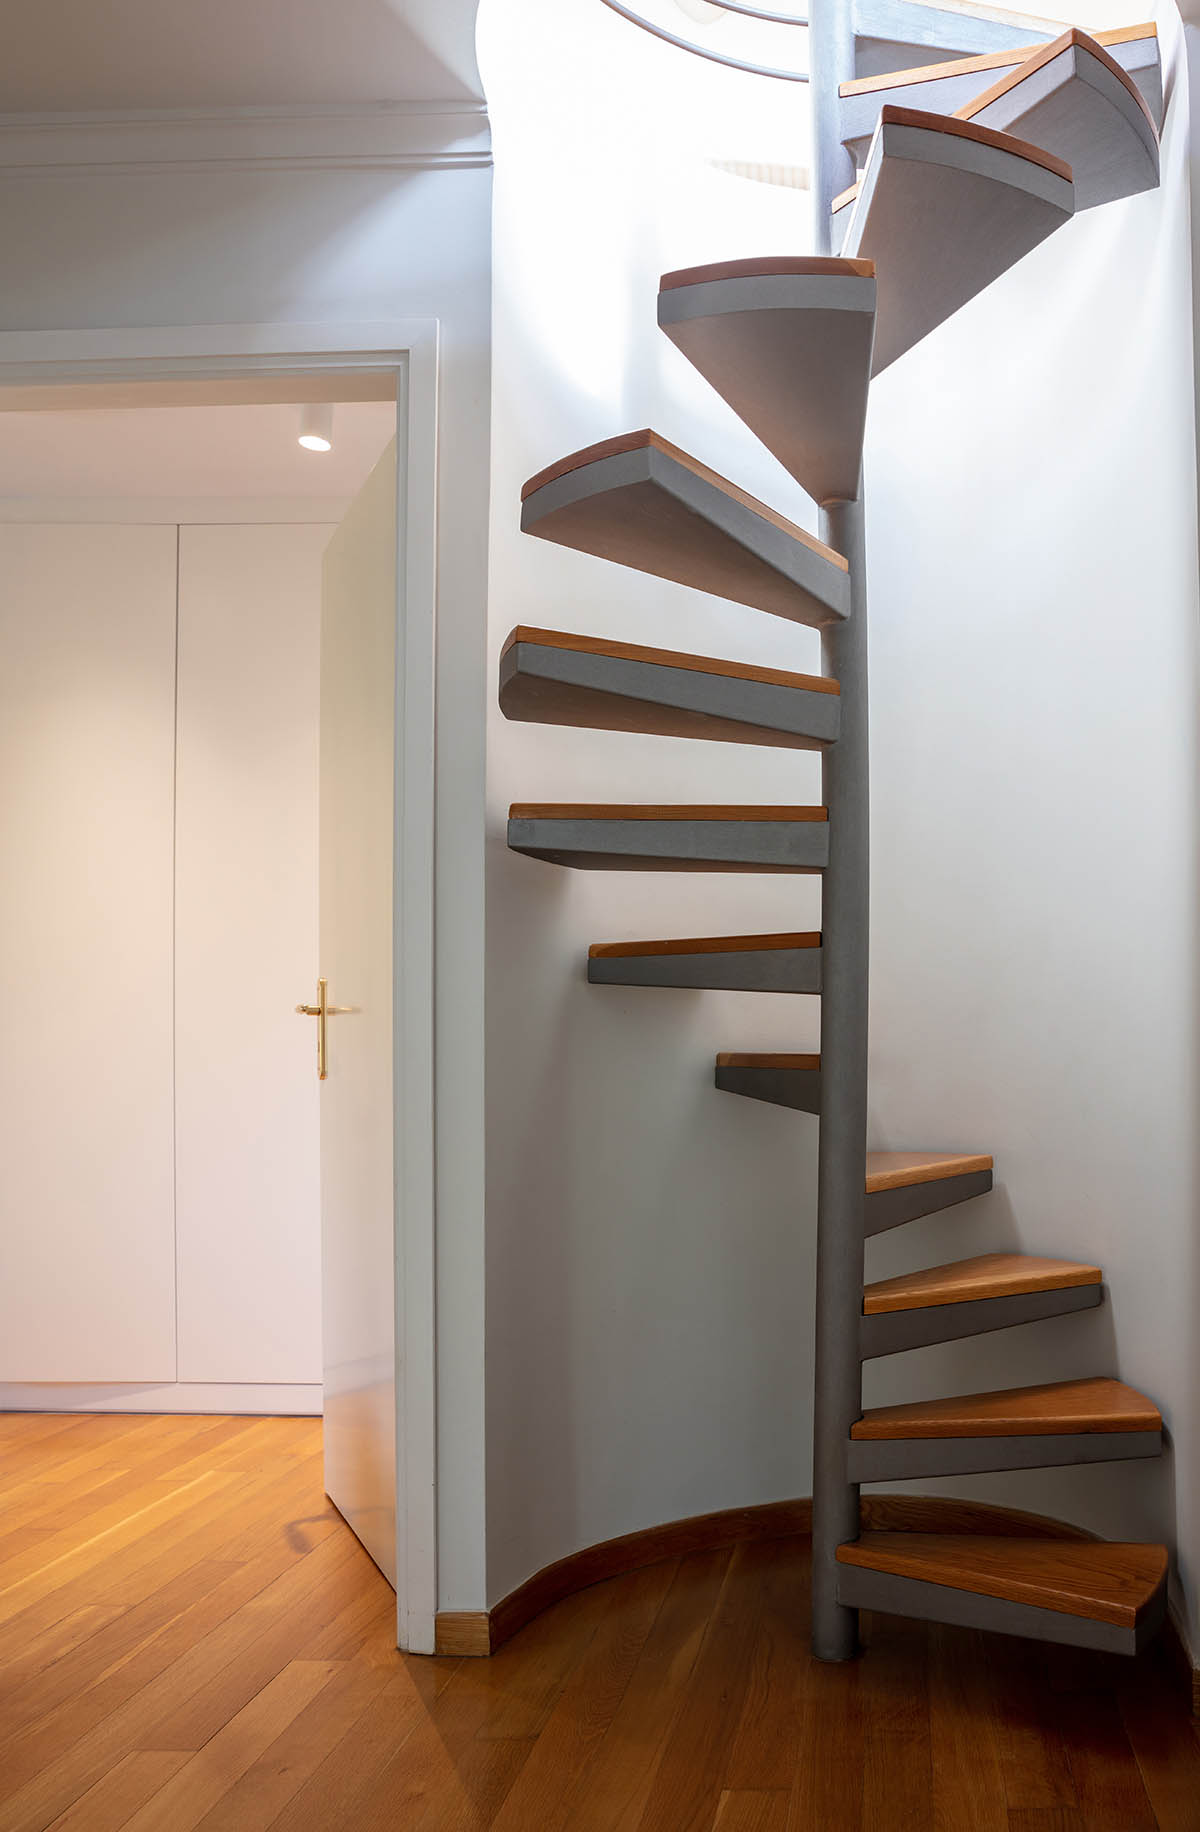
[955,28,1158,210]
[657,257,876,506]
[838,107,1074,373]
[838,23,1162,163]
[521,430,850,628]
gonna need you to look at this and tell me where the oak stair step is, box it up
[588,931,822,993]
[837,107,1074,372]
[956,28,1158,210]
[657,257,876,505]
[520,430,850,628]
[865,1148,993,1234]
[715,1052,821,1113]
[847,1375,1163,1483]
[838,23,1162,164]
[498,627,841,751]
[835,1532,1168,1655]
[507,805,829,873]
[861,1251,1104,1357]
[850,0,1058,83]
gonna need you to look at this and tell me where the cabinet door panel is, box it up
[0,524,178,1381]
[174,524,326,1386]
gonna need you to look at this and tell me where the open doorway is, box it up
[0,385,410,1606]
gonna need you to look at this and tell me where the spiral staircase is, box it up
[500,0,1171,1662]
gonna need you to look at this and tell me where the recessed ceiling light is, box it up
[673,0,725,23]
[298,403,333,452]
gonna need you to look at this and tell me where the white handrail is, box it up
[700,1,809,22]
[599,0,810,78]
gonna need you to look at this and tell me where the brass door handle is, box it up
[296,978,329,1080]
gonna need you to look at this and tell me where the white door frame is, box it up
[0,319,440,1653]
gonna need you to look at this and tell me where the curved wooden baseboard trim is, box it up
[433,1492,1095,1658]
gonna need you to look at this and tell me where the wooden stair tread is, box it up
[716,1052,820,1070]
[508,804,827,823]
[836,1533,1167,1629]
[862,1251,1102,1314]
[520,430,850,631]
[656,259,876,505]
[590,932,820,959]
[500,627,839,696]
[957,26,1155,135]
[839,21,1156,97]
[521,430,846,562]
[865,1150,993,1193]
[660,255,876,288]
[839,104,1074,373]
[851,1376,1161,1440]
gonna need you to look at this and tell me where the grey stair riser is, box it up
[507,817,829,873]
[860,1282,1103,1358]
[971,48,1158,212]
[498,643,841,749]
[838,34,1162,164]
[835,1561,1164,1656]
[521,445,851,627]
[715,1064,822,1113]
[589,948,823,993]
[656,274,876,504]
[846,1429,1162,1484]
[865,1168,992,1235]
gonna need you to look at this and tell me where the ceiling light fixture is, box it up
[298,403,333,452]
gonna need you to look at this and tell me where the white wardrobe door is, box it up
[174,523,327,1385]
[0,524,178,1381]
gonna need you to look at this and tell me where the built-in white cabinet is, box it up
[0,520,327,1403]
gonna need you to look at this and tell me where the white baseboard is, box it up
[0,1382,322,1416]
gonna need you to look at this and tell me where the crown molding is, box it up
[0,100,491,178]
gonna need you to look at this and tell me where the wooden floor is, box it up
[0,1415,1197,1832]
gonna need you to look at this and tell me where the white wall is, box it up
[480,0,832,1609]
[480,0,1200,1656]
[0,133,493,1610]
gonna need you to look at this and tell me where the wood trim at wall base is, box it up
[435,1492,1125,1659]
[1164,1603,1200,1717]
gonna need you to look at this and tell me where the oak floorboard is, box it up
[711,1789,790,1831]
[989,1634,1081,1813]
[1118,1646,1200,1831]
[549,1548,732,1832]
[42,1751,193,1832]
[635,1539,776,1832]
[487,1561,679,1831]
[723,1538,810,1793]
[0,1415,1195,1832]
[861,1611,932,1831]
[928,1625,1007,1832]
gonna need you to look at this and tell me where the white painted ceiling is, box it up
[0,0,484,112]
[0,402,397,502]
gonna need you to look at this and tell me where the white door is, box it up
[0,524,178,1379]
[174,523,330,1388]
[316,442,399,1585]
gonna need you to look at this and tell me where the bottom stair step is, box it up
[836,1533,1168,1655]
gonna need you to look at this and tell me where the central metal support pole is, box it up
[809,0,869,1663]
[813,497,868,1662]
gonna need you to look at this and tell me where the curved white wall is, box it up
[480,0,1200,1653]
